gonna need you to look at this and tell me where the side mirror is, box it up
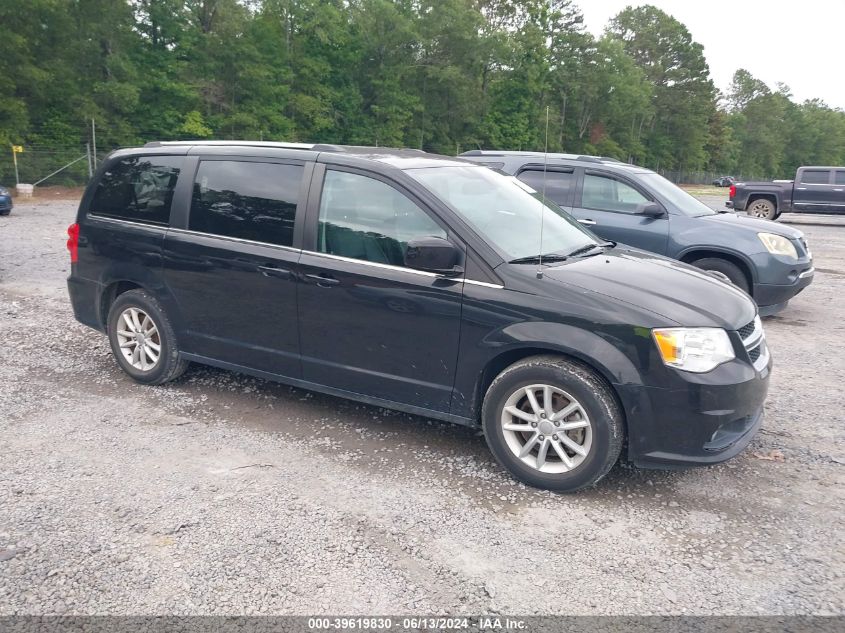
[404,236,463,276]
[636,202,666,218]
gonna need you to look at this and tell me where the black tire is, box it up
[747,198,776,220]
[691,257,750,294]
[107,289,189,385]
[481,355,624,492]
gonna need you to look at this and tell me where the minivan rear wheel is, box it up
[107,289,189,385]
[482,356,623,492]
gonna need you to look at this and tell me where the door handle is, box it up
[796,187,807,190]
[578,219,597,225]
[257,265,291,279]
[305,273,340,287]
[834,189,843,192]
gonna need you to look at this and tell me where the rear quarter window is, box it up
[90,156,182,225]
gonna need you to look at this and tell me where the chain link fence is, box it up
[0,144,96,189]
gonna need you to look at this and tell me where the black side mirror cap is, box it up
[404,236,463,276]
[636,202,666,218]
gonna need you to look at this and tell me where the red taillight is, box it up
[67,223,79,263]
[728,185,736,199]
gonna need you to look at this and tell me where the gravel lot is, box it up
[1,197,843,616]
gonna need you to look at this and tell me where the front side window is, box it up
[90,156,182,225]
[582,173,649,213]
[800,170,830,185]
[517,169,574,206]
[189,161,303,247]
[318,170,446,267]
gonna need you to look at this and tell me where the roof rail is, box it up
[142,140,320,150]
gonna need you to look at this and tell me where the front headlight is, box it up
[758,232,797,259]
[652,328,735,373]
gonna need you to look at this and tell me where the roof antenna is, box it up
[537,106,550,280]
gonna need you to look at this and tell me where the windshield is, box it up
[639,172,716,217]
[408,166,600,260]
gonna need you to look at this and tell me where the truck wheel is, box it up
[692,258,750,294]
[482,355,624,492]
[747,198,776,220]
[107,289,189,385]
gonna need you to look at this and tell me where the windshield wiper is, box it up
[508,253,569,265]
[567,243,606,257]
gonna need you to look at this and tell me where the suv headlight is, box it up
[652,328,735,373]
[758,232,797,259]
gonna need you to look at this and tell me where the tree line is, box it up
[1,0,844,183]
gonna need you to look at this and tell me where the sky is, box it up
[578,0,845,110]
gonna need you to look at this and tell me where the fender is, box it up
[97,263,187,333]
[487,321,646,387]
[676,245,759,284]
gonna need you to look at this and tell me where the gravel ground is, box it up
[1,198,843,616]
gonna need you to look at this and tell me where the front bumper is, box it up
[616,351,771,469]
[0,196,12,212]
[753,267,814,310]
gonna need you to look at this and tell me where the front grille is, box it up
[749,346,761,362]
[737,320,756,339]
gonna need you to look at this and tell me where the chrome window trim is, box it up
[166,226,300,254]
[87,214,168,231]
[303,250,504,288]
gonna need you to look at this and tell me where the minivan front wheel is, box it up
[482,356,623,492]
[107,289,189,385]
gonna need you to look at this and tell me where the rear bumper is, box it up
[0,197,12,212]
[617,355,771,469]
[67,274,103,331]
[725,201,735,209]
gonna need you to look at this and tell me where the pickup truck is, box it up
[727,166,845,219]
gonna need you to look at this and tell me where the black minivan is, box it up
[67,142,771,492]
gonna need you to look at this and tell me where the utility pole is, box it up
[91,119,97,169]
[12,145,20,186]
[86,142,93,178]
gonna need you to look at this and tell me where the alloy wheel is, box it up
[500,384,592,474]
[116,307,161,371]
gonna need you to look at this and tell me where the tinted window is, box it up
[835,171,845,185]
[189,161,302,247]
[517,169,574,206]
[582,173,649,213]
[800,170,830,184]
[90,156,181,225]
[318,170,446,267]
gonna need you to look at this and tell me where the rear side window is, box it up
[581,173,649,213]
[800,170,830,184]
[517,169,574,206]
[835,171,845,185]
[189,161,303,247]
[90,156,182,225]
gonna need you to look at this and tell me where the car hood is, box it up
[699,212,804,239]
[536,248,757,329]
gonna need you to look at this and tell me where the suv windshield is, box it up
[408,165,600,260]
[639,172,716,217]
